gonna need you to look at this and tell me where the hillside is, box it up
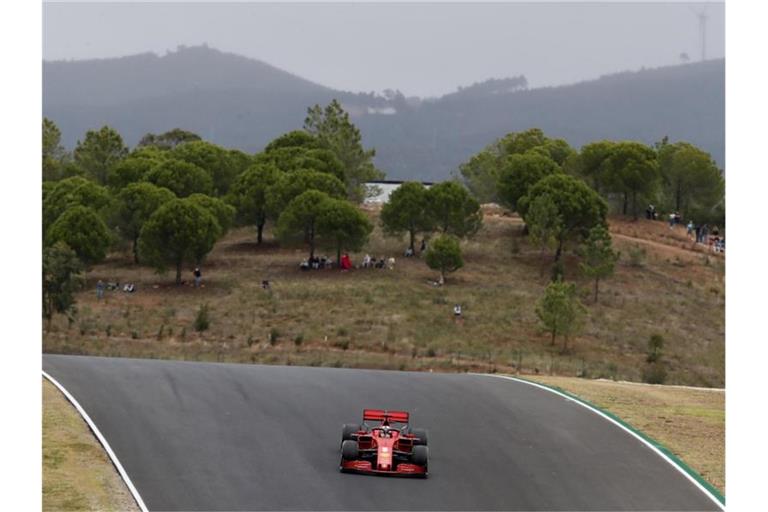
[43,45,725,181]
[42,210,725,388]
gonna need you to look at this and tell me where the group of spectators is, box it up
[95,279,136,299]
[299,255,335,271]
[95,266,204,299]
[652,204,724,254]
[645,204,659,220]
[686,221,725,253]
[361,254,396,270]
[299,252,400,271]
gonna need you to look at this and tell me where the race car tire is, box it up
[412,445,429,466]
[342,423,361,441]
[341,440,359,461]
[411,428,428,446]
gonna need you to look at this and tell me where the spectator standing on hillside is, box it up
[193,267,202,287]
[453,304,463,324]
[687,220,694,239]
[668,212,675,229]
[695,224,702,243]
[702,224,710,244]
[420,239,427,254]
[96,279,105,300]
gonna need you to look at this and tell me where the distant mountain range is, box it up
[43,45,725,181]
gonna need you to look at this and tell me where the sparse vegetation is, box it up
[43,212,725,386]
[194,304,210,332]
[647,334,665,363]
[627,244,647,267]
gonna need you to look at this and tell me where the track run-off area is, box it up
[43,355,722,511]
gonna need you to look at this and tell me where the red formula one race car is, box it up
[339,409,428,477]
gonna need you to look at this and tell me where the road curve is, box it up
[43,355,719,511]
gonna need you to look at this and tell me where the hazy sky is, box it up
[43,1,725,98]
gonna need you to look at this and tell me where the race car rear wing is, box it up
[363,409,409,424]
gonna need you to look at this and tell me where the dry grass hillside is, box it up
[43,208,724,387]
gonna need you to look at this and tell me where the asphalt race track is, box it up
[43,355,720,511]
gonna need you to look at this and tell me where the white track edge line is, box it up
[42,371,149,512]
[476,373,725,510]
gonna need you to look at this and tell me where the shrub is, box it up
[646,334,664,363]
[194,304,210,332]
[550,260,564,282]
[246,335,256,348]
[269,328,281,345]
[627,245,647,267]
[642,362,668,384]
[334,340,350,350]
[425,234,464,285]
[293,333,304,347]
[78,317,94,336]
[536,279,586,351]
[337,327,349,337]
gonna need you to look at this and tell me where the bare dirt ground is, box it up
[43,379,138,512]
[527,375,725,494]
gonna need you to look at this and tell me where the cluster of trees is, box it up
[571,137,724,223]
[450,76,529,99]
[457,127,724,350]
[461,129,724,225]
[459,129,652,351]
[43,124,243,289]
[380,181,482,284]
[42,99,382,324]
